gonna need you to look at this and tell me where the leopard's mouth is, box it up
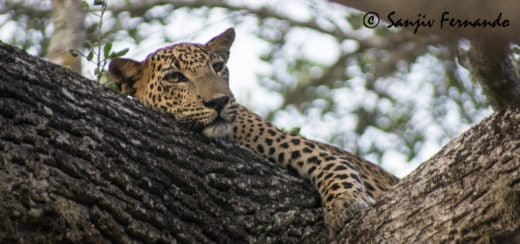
[202,118,234,138]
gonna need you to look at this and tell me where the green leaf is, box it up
[84,41,93,49]
[103,42,112,58]
[94,0,105,6]
[98,72,109,84]
[87,51,94,61]
[86,23,98,33]
[110,48,129,58]
[289,127,301,136]
[128,28,138,40]
[346,14,363,30]
[69,49,78,57]
[104,81,120,92]
[80,0,90,10]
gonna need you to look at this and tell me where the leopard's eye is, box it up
[212,62,224,72]
[163,72,188,83]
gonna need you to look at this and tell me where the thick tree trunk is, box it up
[0,43,326,243]
[47,0,86,73]
[0,43,519,243]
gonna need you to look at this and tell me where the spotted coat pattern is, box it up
[108,28,399,235]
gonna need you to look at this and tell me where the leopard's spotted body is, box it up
[108,28,399,234]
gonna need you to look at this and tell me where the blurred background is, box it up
[0,0,493,176]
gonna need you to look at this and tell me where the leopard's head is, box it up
[108,28,238,138]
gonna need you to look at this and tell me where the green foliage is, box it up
[346,14,364,30]
[80,0,90,10]
[70,0,128,84]
[110,48,129,58]
[94,0,106,6]
[280,127,301,136]
[103,42,112,58]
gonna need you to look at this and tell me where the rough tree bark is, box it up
[0,43,326,243]
[463,41,520,110]
[337,110,520,243]
[0,43,519,243]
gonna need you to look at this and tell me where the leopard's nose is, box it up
[203,96,230,112]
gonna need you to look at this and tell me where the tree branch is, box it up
[338,107,520,242]
[330,0,520,42]
[4,0,415,49]
[111,0,365,42]
[0,42,326,243]
[1,41,519,243]
[460,41,520,110]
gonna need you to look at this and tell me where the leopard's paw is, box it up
[324,193,375,236]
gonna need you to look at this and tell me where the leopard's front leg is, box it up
[315,167,375,236]
[323,189,375,235]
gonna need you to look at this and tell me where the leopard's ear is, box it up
[108,58,143,96]
[206,28,235,60]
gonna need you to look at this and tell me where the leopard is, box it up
[108,28,399,236]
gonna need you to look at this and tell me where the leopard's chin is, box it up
[202,119,234,138]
